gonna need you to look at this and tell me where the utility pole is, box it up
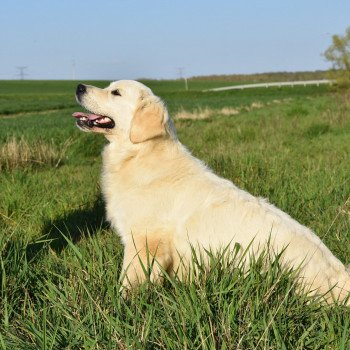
[16,66,28,80]
[177,67,188,91]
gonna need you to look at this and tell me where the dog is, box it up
[73,80,350,304]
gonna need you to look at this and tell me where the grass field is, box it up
[1,79,350,349]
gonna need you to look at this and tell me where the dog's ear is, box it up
[129,99,168,144]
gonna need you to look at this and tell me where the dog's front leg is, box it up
[119,233,173,296]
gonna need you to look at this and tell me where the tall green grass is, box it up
[1,231,350,349]
[0,80,350,348]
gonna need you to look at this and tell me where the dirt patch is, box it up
[0,108,67,118]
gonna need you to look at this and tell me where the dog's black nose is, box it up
[76,84,86,95]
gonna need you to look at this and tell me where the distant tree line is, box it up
[191,71,329,83]
[324,26,350,88]
[192,26,350,89]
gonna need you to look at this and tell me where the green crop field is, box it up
[1,79,350,349]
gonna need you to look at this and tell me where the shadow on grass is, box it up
[27,194,108,260]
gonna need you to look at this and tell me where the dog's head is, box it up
[73,80,176,143]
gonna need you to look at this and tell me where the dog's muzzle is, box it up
[76,84,86,101]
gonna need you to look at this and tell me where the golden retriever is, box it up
[73,80,350,304]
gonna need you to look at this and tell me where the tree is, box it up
[324,26,350,87]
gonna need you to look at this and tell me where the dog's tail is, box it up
[297,245,350,306]
[330,270,350,306]
[318,264,350,306]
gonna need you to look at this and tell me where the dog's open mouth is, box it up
[72,112,115,129]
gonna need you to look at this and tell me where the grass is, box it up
[0,136,72,171]
[0,80,350,348]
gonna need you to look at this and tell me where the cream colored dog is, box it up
[73,80,350,304]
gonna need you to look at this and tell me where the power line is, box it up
[177,67,185,79]
[176,67,188,91]
[16,66,28,80]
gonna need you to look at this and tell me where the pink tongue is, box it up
[72,112,103,121]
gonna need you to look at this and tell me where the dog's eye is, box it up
[111,89,121,96]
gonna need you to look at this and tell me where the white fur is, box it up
[76,80,350,303]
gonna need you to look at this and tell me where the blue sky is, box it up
[1,0,349,80]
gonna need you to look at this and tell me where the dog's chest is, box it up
[101,158,176,237]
